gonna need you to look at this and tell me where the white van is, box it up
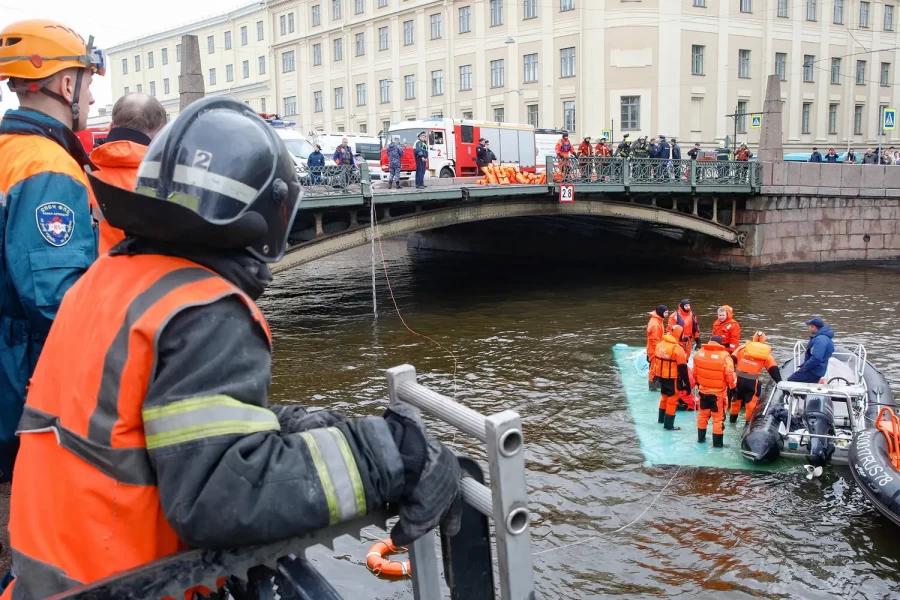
[314,132,382,178]
[274,128,315,171]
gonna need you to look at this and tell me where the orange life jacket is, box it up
[694,342,737,394]
[668,309,699,351]
[4,253,271,598]
[733,341,776,379]
[651,334,686,379]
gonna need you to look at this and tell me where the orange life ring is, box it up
[366,538,411,578]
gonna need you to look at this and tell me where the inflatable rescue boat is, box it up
[849,407,900,527]
[741,343,894,467]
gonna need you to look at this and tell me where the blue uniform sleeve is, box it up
[5,172,97,336]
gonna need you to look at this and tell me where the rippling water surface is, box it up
[259,240,900,599]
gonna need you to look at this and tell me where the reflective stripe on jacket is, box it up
[693,342,737,394]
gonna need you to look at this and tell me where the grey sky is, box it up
[0,0,252,115]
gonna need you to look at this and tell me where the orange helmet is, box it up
[752,331,767,343]
[0,20,105,82]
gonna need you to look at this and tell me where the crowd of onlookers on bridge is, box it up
[807,146,900,164]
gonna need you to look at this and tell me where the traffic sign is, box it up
[559,184,575,203]
[601,129,612,141]
[750,114,762,129]
[884,108,896,131]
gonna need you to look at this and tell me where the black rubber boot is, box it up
[663,414,681,431]
[658,408,666,423]
[729,414,739,424]
[698,428,707,443]
[713,433,724,448]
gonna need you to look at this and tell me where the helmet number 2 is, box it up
[193,150,213,171]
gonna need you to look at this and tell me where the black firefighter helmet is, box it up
[88,96,302,263]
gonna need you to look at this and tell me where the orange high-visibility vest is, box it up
[733,341,777,379]
[651,335,686,379]
[694,343,737,394]
[3,253,271,599]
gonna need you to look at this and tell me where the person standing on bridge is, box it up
[647,305,668,391]
[414,131,428,189]
[1,98,463,599]
[578,136,593,182]
[616,134,631,158]
[668,299,701,358]
[808,147,823,163]
[651,324,691,431]
[386,135,404,189]
[694,335,737,447]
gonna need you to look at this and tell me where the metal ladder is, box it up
[53,364,535,600]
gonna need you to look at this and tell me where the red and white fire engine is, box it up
[75,126,109,153]
[380,117,537,180]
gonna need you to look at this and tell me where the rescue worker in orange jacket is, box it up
[732,331,782,422]
[668,299,701,358]
[646,304,668,391]
[555,132,573,158]
[595,137,612,157]
[651,324,691,431]
[710,305,741,353]
[1,98,462,600]
[577,136,593,182]
[0,19,104,482]
[578,136,593,158]
[90,93,167,254]
[694,335,737,447]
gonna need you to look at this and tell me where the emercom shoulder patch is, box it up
[36,202,75,247]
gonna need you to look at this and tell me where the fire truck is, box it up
[75,127,109,153]
[379,117,537,180]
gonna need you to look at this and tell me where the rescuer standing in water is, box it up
[694,335,737,447]
[646,305,667,391]
[732,331,782,422]
[651,324,691,431]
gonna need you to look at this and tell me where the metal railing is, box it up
[548,156,760,190]
[628,158,692,187]
[552,156,625,185]
[386,364,534,600]
[299,162,371,197]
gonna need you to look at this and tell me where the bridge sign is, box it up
[559,184,575,203]
[750,114,762,129]
[884,108,897,131]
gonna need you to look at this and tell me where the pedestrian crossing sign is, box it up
[883,108,896,131]
[750,114,762,129]
[601,129,612,141]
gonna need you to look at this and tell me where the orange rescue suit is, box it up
[595,143,612,157]
[711,305,741,352]
[578,141,593,157]
[694,342,737,437]
[555,138,573,157]
[733,341,779,420]
[668,309,700,355]
[651,334,687,380]
[646,312,666,363]
[90,139,148,254]
[3,254,270,596]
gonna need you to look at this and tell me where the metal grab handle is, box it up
[395,380,487,441]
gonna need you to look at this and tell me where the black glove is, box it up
[384,406,463,546]
[270,405,347,435]
[694,339,702,351]
[646,354,651,364]
[676,364,691,392]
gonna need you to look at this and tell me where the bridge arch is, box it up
[272,198,743,275]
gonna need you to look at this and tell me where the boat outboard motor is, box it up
[742,406,789,463]
[804,395,836,467]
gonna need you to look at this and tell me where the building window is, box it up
[621,95,640,129]
[380,79,391,103]
[261,98,266,112]
[526,103,539,127]
[829,103,838,134]
[561,100,575,131]
[379,0,387,6]
[691,45,704,75]
[176,44,182,61]
[403,20,414,45]
[313,91,323,112]
[524,54,538,83]
[285,95,298,115]
[807,0,816,20]
[775,52,787,80]
[882,62,891,86]
[240,26,248,46]
[313,44,322,65]
[334,87,344,109]
[357,82,366,105]
[432,70,443,96]
[802,103,811,133]
[122,58,128,74]
[694,0,707,6]
[149,81,156,97]
[494,107,505,122]
[854,104,864,134]
[282,51,295,73]
[430,14,443,39]
[405,74,416,99]
[803,55,815,82]
[289,13,295,33]
[124,86,129,94]
[333,0,342,20]
[561,0,575,10]
[147,51,154,70]
[491,59,505,87]
[379,26,388,50]
[355,0,364,14]
[831,57,841,84]
[459,64,472,90]
[280,15,286,35]
[459,6,471,32]
[257,20,264,40]
[224,31,232,50]
[359,123,367,133]
[778,0,788,17]
[258,56,266,74]
[164,78,170,95]
[312,5,321,26]
[857,60,866,84]
[207,35,215,54]
[356,32,365,56]
[161,48,168,66]
[226,64,233,82]
[334,38,343,61]
[209,68,216,85]
[242,60,250,78]
[560,47,575,78]
[134,55,140,72]
[886,5,894,30]
[461,111,473,120]
[382,120,391,135]
[739,49,750,78]
[834,0,843,23]
[136,84,142,93]
[740,0,752,13]
[490,0,503,26]
[524,0,537,19]
[737,100,747,132]
[860,1,870,27]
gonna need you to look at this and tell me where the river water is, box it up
[260,240,900,600]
